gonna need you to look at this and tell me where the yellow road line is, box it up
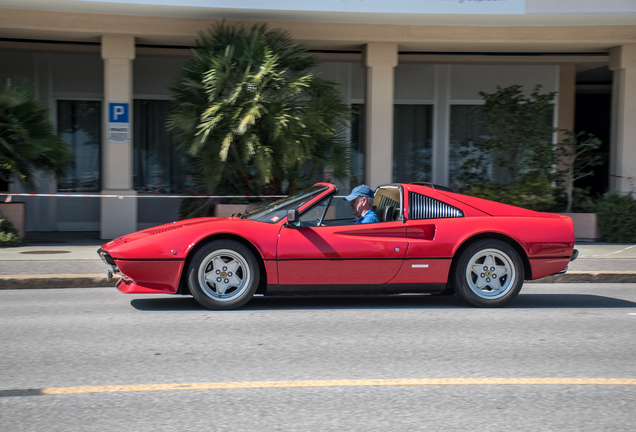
[40,378,636,395]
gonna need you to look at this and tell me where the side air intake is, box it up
[409,192,464,220]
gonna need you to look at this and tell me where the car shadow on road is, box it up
[510,293,636,308]
[130,293,636,311]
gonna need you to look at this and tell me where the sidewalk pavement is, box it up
[0,236,635,289]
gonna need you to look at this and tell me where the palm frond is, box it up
[0,78,73,191]
[168,22,353,195]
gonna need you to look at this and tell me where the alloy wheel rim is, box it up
[198,249,251,301]
[465,248,516,299]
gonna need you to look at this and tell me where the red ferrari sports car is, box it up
[98,182,577,309]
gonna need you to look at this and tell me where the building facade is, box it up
[0,0,635,238]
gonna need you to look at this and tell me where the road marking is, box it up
[580,244,636,258]
[3,378,626,396]
[3,378,636,398]
[606,244,636,257]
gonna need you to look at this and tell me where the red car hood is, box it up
[122,217,221,242]
[102,217,236,259]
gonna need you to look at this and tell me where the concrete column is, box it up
[556,64,576,175]
[609,45,636,194]
[558,64,576,135]
[363,43,398,188]
[101,35,137,239]
[432,65,451,186]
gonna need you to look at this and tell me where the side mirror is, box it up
[285,208,299,227]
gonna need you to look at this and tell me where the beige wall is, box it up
[1,3,635,234]
[0,51,35,81]
[394,65,435,101]
[1,8,635,53]
[450,65,559,101]
[133,56,184,97]
[527,0,636,14]
[52,54,103,94]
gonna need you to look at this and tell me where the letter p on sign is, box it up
[109,102,129,123]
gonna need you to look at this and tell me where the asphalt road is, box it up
[1,284,636,431]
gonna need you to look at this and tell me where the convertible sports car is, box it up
[98,182,578,309]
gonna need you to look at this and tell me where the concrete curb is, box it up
[1,272,636,289]
[0,274,119,289]
[527,271,636,284]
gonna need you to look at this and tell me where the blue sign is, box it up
[109,102,129,123]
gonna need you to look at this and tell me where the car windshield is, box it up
[244,185,329,223]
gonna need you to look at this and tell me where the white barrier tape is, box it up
[1,194,351,204]
[1,193,286,199]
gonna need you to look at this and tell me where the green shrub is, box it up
[594,193,636,243]
[457,85,563,212]
[556,130,602,212]
[0,216,23,246]
[554,187,596,213]
[462,176,557,212]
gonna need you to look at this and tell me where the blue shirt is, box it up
[353,208,380,224]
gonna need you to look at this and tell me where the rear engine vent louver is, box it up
[409,192,464,220]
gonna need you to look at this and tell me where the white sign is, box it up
[108,102,130,144]
[73,0,527,15]
[108,125,131,144]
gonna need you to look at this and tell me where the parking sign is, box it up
[108,102,130,143]
[109,103,129,123]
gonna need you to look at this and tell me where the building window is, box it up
[57,100,101,192]
[449,105,553,190]
[393,104,433,183]
[449,105,489,191]
[350,103,365,189]
[133,100,191,194]
[0,173,8,192]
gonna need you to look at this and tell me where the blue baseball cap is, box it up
[345,184,375,201]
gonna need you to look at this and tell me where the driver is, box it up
[345,185,380,224]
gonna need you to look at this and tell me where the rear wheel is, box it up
[188,240,259,310]
[452,239,524,308]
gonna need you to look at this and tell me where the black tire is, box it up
[188,240,260,310]
[452,239,524,308]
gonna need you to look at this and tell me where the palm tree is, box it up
[0,79,73,190]
[168,22,350,195]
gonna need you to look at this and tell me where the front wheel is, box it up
[452,239,524,308]
[188,240,260,310]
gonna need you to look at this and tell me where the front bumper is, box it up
[98,248,121,281]
[97,248,183,294]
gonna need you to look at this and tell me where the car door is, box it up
[394,188,467,284]
[277,192,407,286]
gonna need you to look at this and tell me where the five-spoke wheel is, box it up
[188,240,259,310]
[452,239,524,307]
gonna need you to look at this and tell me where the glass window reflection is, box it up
[57,100,101,192]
